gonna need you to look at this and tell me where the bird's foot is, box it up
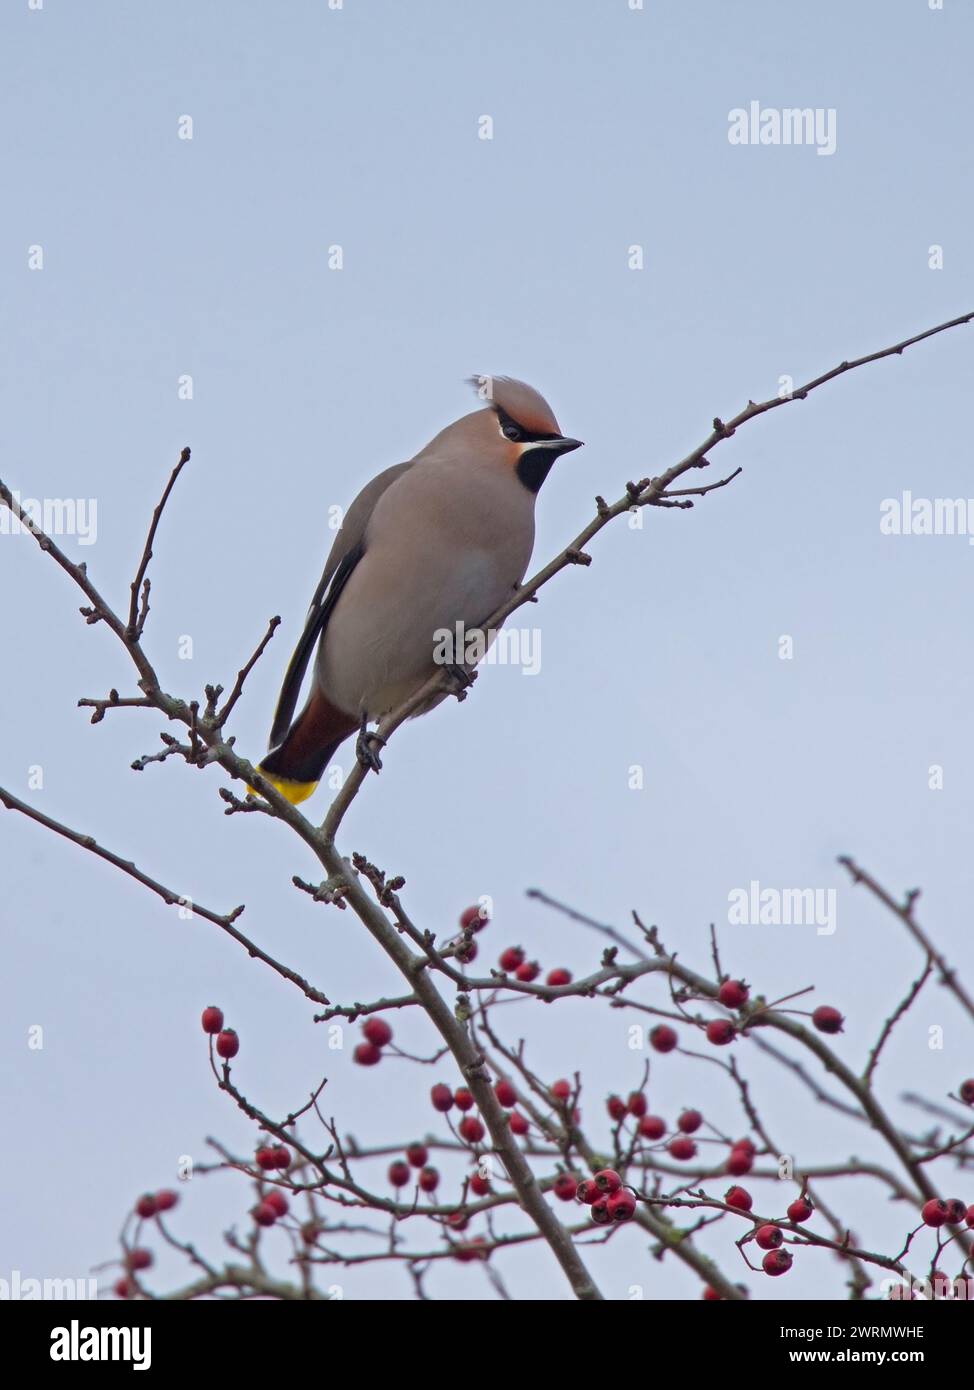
[356,716,385,773]
[444,664,477,701]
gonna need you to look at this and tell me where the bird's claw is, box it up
[356,719,385,773]
[444,664,477,700]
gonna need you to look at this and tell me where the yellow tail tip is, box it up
[248,770,319,805]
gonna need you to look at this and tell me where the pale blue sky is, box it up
[2,0,972,1301]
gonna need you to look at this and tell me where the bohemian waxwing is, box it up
[254,377,582,803]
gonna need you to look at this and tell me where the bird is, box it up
[253,376,583,804]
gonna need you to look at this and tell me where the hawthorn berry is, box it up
[763,1249,793,1277]
[454,1237,489,1261]
[201,1005,224,1035]
[256,1146,278,1171]
[553,1173,578,1202]
[706,1019,736,1047]
[353,1041,383,1067]
[252,1201,277,1227]
[455,938,478,964]
[576,1179,600,1204]
[494,1079,517,1108]
[114,1277,133,1299]
[388,1161,411,1188]
[459,904,488,931]
[458,1116,485,1144]
[499,946,525,972]
[944,1198,967,1224]
[363,1017,393,1048]
[272,1145,291,1170]
[921,1198,949,1227]
[812,1005,844,1034]
[594,1168,622,1194]
[264,1190,289,1218]
[726,1144,755,1176]
[550,1078,572,1102]
[668,1137,697,1161]
[717,979,749,1009]
[515,959,541,982]
[965,1206,974,1228]
[650,1024,678,1053]
[155,1189,178,1212]
[546,968,572,987]
[127,1248,152,1272]
[135,1194,157,1220]
[787,1196,813,1223]
[447,1211,469,1231]
[589,1197,612,1225]
[454,1088,475,1112]
[755,1223,783,1250]
[406,1143,428,1168]
[639,1115,666,1140]
[725,1186,753,1212]
[607,1189,636,1222]
[431,1083,454,1112]
[627,1091,647,1117]
[215,1028,239,1060]
[702,1286,721,1301]
[470,1173,491,1197]
[607,1095,627,1122]
[960,1078,974,1105]
[508,1112,529,1135]
[678,1109,703,1135]
[418,1167,439,1193]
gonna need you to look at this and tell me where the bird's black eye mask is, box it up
[494,404,560,446]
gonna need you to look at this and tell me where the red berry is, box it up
[921,1198,949,1227]
[725,1185,752,1212]
[717,979,749,1009]
[678,1109,702,1134]
[460,904,488,931]
[135,1194,157,1220]
[253,1201,277,1227]
[508,1112,529,1135]
[256,1146,278,1171]
[353,1041,383,1066]
[706,1019,736,1046]
[763,1248,793,1276]
[590,1197,612,1225]
[455,938,478,964]
[264,1190,289,1218]
[447,1210,469,1231]
[546,968,572,987]
[732,1138,756,1156]
[576,1179,601,1204]
[272,1145,290,1170]
[607,1095,627,1122]
[469,1173,491,1197]
[515,960,540,982]
[418,1166,439,1193]
[458,1116,485,1144]
[639,1115,666,1140]
[363,1016,393,1048]
[702,1285,721,1301]
[494,1079,517,1108]
[431,1083,454,1112]
[959,1078,974,1104]
[155,1189,178,1212]
[550,1078,572,1102]
[755,1223,783,1250]
[607,1189,636,1222]
[668,1137,697,1161]
[965,1206,974,1228]
[650,1024,678,1053]
[594,1168,622,1193]
[114,1277,133,1299]
[454,1236,489,1261]
[201,1005,224,1035]
[553,1173,578,1202]
[944,1197,967,1225]
[406,1143,428,1168]
[215,1028,239,1059]
[726,1147,754,1176]
[127,1248,152,1271]
[454,1088,475,1112]
[812,1005,844,1034]
[627,1091,647,1117]
[787,1197,813,1223]
[388,1160,411,1188]
[499,946,525,972]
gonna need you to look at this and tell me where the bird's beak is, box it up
[551,436,584,455]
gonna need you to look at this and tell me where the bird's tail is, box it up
[249,690,357,805]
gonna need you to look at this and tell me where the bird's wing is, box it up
[268,461,412,749]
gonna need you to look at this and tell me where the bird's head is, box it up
[468,375,583,493]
